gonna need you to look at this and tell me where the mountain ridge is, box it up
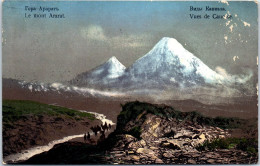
[3,37,254,103]
[70,37,226,89]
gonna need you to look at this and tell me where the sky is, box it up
[2,1,258,83]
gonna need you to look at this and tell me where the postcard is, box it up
[2,0,258,164]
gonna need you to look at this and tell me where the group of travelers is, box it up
[84,122,112,143]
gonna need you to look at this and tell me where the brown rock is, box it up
[150,155,158,160]
[163,152,173,158]
[162,142,170,146]
[188,159,196,164]
[216,159,223,163]
[191,153,201,158]
[136,148,154,155]
[207,159,215,164]
[124,134,136,143]
[219,135,225,139]
[124,156,131,161]
[128,151,135,155]
[150,146,158,150]
[131,155,140,161]
[140,139,146,147]
[155,158,164,164]
[114,153,124,157]
[205,153,214,158]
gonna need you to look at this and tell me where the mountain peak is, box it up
[94,56,125,79]
[159,37,178,43]
[108,56,118,62]
[106,56,126,68]
[134,37,187,65]
[152,37,186,55]
[129,37,224,84]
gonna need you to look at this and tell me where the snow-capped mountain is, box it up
[4,37,254,103]
[70,56,126,87]
[123,37,225,88]
[71,37,226,89]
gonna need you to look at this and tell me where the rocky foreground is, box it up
[22,101,258,164]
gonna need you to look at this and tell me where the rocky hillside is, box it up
[22,101,258,164]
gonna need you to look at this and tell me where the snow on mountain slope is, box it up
[91,56,126,79]
[18,81,124,98]
[71,56,126,86]
[71,37,227,89]
[125,37,225,86]
[67,37,253,95]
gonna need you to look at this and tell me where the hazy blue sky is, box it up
[3,1,258,83]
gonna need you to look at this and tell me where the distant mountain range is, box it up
[3,37,255,103]
[70,37,226,90]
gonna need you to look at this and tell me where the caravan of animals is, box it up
[3,37,258,164]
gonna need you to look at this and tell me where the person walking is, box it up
[87,132,90,140]
[84,133,87,143]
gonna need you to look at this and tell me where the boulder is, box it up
[140,139,146,147]
[136,148,155,156]
[155,158,164,164]
[163,152,173,158]
[188,159,196,164]
[131,155,140,161]
[219,135,225,139]
[207,159,215,164]
[150,146,158,150]
[124,134,136,143]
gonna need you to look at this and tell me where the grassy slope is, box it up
[196,137,258,156]
[3,100,96,124]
